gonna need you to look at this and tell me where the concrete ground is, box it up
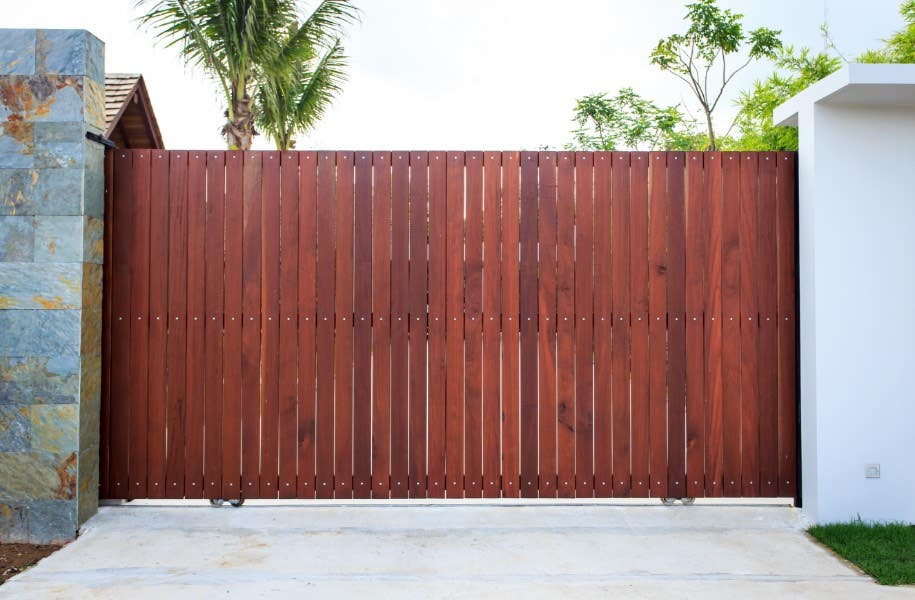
[2,501,911,599]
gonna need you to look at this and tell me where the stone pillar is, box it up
[0,29,105,543]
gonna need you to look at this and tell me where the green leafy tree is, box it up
[734,47,841,150]
[137,0,357,150]
[649,0,781,150]
[569,88,701,151]
[859,1,915,63]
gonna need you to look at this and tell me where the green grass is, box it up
[808,521,915,585]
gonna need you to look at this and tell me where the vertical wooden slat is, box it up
[241,151,262,497]
[427,151,447,497]
[222,151,243,499]
[315,151,335,498]
[610,152,630,497]
[500,151,521,498]
[538,151,558,498]
[648,152,668,498]
[128,150,150,498]
[109,150,132,497]
[758,152,779,497]
[555,151,575,498]
[100,150,113,498]
[777,152,797,498]
[574,152,594,498]
[739,152,760,497]
[666,151,687,499]
[371,152,392,498]
[353,151,373,498]
[445,151,465,498]
[593,152,612,497]
[629,152,650,496]
[334,151,355,499]
[409,151,430,498]
[184,152,207,498]
[704,152,724,497]
[722,152,742,497]
[147,151,169,498]
[464,152,484,498]
[482,151,502,498]
[259,152,281,498]
[685,152,706,499]
[278,151,299,498]
[519,151,539,498]
[204,151,225,498]
[165,151,188,498]
[298,151,317,498]
[390,152,410,498]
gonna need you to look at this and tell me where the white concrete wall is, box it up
[800,103,915,523]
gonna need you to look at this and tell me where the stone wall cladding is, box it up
[0,29,104,544]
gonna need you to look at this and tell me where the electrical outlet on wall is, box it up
[865,464,881,478]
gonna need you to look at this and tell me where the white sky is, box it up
[6,0,904,149]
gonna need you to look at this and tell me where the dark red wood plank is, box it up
[409,152,430,498]
[574,152,594,498]
[464,152,484,498]
[648,152,668,498]
[184,152,207,498]
[538,151,558,498]
[445,151,465,498]
[776,152,797,498]
[610,152,630,497]
[666,152,687,499]
[222,151,243,499]
[371,152,392,498]
[128,150,150,498]
[165,151,188,498]
[334,151,355,499]
[241,152,262,497]
[556,151,575,498]
[739,152,760,497]
[593,152,611,497]
[391,152,410,498]
[109,150,132,497]
[353,152,373,499]
[501,151,521,498]
[758,152,779,497]
[204,151,225,499]
[721,152,742,497]
[278,151,299,498]
[629,152,650,497]
[298,151,317,498]
[315,151,336,498]
[519,151,539,498]
[704,152,724,497]
[101,149,113,498]
[427,151,447,497]
[685,152,706,499]
[148,151,171,499]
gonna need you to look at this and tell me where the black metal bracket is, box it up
[86,131,118,150]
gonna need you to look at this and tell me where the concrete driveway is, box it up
[2,501,910,599]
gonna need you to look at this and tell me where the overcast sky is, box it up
[6,0,905,149]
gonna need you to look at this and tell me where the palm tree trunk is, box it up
[224,94,256,150]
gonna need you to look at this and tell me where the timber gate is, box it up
[101,150,798,501]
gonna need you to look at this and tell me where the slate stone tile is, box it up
[0,406,30,451]
[0,168,82,216]
[83,216,103,264]
[0,216,35,261]
[0,309,81,356]
[0,262,82,309]
[0,502,28,542]
[77,446,98,526]
[0,30,36,76]
[28,404,77,455]
[0,450,76,500]
[35,141,83,169]
[0,355,79,404]
[33,215,83,262]
[34,122,83,144]
[27,499,76,543]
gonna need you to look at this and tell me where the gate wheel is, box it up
[660,498,677,506]
[209,498,226,507]
[681,497,695,505]
[229,498,245,507]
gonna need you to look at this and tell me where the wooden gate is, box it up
[101,150,797,500]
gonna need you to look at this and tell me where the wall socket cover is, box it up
[865,464,881,478]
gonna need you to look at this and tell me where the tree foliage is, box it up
[137,0,357,149]
[569,88,701,151]
[649,0,781,150]
[734,47,841,150]
[858,1,915,63]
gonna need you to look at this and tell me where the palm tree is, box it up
[137,0,357,150]
[255,35,348,150]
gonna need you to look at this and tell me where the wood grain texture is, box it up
[128,151,150,499]
[519,151,539,497]
[334,152,355,499]
[222,152,243,499]
[315,151,335,498]
[538,151,558,498]
[556,151,576,498]
[685,152,705,498]
[353,152,373,498]
[409,151,429,498]
[427,151,447,497]
[204,151,225,499]
[464,152,484,497]
[739,152,760,497]
[666,152,686,499]
[593,152,611,498]
[278,151,298,498]
[704,152,724,497]
[501,151,521,498]
[648,152,668,499]
[445,152,465,498]
[574,152,594,498]
[777,152,798,498]
[240,152,262,497]
[629,152,650,497]
[610,152,630,497]
[371,152,392,498]
[758,152,779,497]
[721,153,742,497]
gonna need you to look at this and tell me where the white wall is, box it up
[801,103,915,523]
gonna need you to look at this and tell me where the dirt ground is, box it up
[0,544,60,585]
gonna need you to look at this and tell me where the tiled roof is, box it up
[105,73,142,131]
